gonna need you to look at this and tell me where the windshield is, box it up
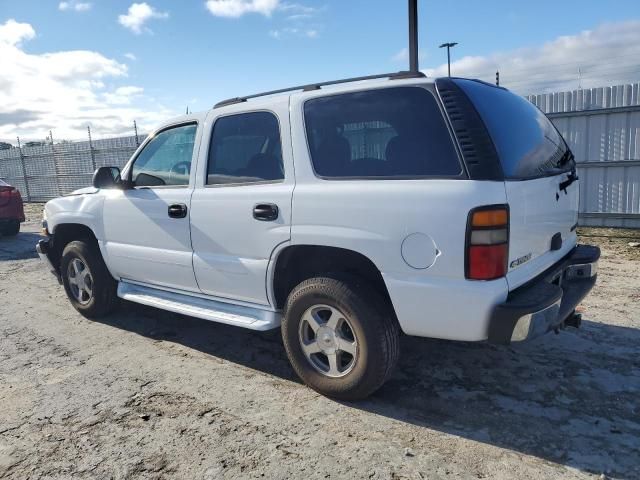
[454,79,572,179]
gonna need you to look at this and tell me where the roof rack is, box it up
[213,70,426,108]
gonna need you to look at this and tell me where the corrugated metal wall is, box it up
[528,84,640,228]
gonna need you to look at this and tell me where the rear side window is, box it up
[207,112,284,185]
[304,87,461,178]
[455,79,569,179]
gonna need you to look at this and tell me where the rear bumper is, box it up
[0,216,25,224]
[36,237,61,283]
[488,244,600,345]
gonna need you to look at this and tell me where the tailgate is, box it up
[505,174,578,290]
[448,79,581,291]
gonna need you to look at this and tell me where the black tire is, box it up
[281,276,400,400]
[60,239,118,319]
[2,220,20,236]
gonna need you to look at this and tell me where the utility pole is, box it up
[578,67,583,90]
[408,0,419,73]
[87,125,96,171]
[16,136,31,202]
[49,130,62,196]
[496,70,500,86]
[133,120,139,146]
[439,42,458,77]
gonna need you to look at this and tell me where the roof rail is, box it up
[213,70,426,108]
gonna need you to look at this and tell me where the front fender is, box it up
[45,193,106,240]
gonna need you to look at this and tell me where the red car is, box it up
[0,179,25,236]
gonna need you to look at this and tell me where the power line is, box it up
[438,51,640,78]
[502,70,640,88]
[470,65,640,87]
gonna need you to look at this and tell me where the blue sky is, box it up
[1,0,639,141]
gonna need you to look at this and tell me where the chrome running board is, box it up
[117,281,281,331]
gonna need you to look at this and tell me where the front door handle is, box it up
[253,203,279,221]
[168,203,188,219]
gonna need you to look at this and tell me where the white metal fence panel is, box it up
[530,84,640,228]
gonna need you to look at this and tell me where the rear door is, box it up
[189,98,294,306]
[455,79,579,289]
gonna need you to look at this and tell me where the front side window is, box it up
[207,112,284,185]
[131,124,197,187]
[304,87,461,178]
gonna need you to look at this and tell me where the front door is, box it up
[102,122,200,292]
[190,103,294,306]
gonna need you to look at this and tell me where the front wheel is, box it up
[281,276,400,400]
[60,240,118,318]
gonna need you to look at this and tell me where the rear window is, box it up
[304,87,461,178]
[455,79,569,179]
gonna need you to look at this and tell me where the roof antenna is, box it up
[408,0,419,73]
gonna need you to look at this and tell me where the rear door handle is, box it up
[253,203,279,221]
[168,203,188,219]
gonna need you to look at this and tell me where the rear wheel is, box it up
[281,276,400,400]
[60,240,118,318]
[1,220,20,236]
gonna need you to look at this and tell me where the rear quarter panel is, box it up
[289,88,510,340]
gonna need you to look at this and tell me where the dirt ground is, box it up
[1,205,639,479]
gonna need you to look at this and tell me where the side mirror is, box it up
[92,166,121,189]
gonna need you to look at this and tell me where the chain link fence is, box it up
[0,134,147,202]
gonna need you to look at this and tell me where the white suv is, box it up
[37,73,600,399]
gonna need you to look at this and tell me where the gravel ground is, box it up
[0,208,639,479]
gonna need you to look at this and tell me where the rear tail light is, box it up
[466,205,509,280]
[0,185,15,205]
[0,186,22,209]
[0,185,20,198]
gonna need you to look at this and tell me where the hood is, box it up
[65,186,99,196]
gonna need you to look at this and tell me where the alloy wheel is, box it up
[298,304,358,378]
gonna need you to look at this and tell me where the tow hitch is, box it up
[564,311,582,329]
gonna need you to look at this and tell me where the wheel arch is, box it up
[49,223,100,274]
[270,244,394,312]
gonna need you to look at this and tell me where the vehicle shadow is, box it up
[96,303,640,478]
[0,231,41,261]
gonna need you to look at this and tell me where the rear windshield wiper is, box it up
[557,149,578,192]
[557,148,575,168]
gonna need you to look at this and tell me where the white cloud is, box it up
[392,48,408,63]
[424,20,640,95]
[269,27,317,39]
[205,0,321,39]
[285,13,311,21]
[205,0,280,18]
[124,52,137,61]
[0,19,35,46]
[279,3,317,15]
[103,86,145,105]
[118,3,169,35]
[59,1,92,12]
[0,19,173,142]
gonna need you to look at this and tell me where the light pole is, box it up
[439,42,458,77]
[408,0,419,73]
